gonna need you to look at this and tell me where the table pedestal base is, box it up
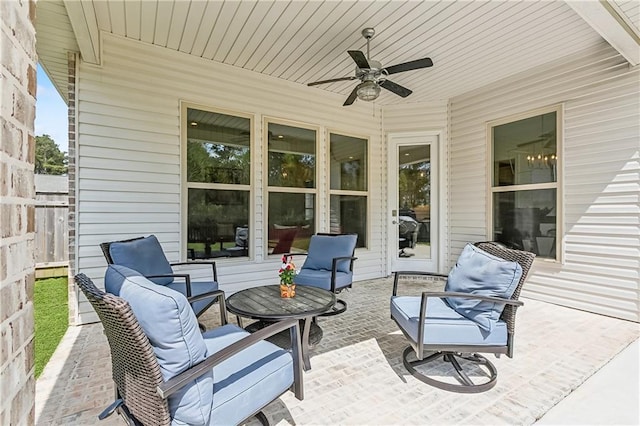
[245,318,322,370]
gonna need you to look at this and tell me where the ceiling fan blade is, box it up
[343,87,359,106]
[384,57,433,75]
[308,76,357,86]
[380,80,412,97]
[348,50,370,69]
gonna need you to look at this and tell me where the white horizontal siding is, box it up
[448,41,640,322]
[74,33,385,324]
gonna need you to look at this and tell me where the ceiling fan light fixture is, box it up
[356,80,380,102]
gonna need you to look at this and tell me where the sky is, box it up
[35,65,68,152]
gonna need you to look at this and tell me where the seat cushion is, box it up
[294,268,353,291]
[390,295,508,346]
[108,235,174,285]
[166,280,219,317]
[202,324,294,426]
[105,265,213,425]
[444,243,522,332]
[302,234,357,273]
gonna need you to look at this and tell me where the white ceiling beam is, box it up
[566,0,640,66]
[63,0,100,64]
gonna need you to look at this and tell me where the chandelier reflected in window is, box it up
[526,152,558,168]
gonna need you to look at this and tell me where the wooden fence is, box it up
[35,174,68,278]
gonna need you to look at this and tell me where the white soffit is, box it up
[37,0,609,106]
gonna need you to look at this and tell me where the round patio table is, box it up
[226,285,335,371]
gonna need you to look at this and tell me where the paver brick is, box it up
[35,277,640,425]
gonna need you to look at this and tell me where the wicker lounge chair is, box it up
[76,268,303,425]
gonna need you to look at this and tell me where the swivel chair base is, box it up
[402,347,498,393]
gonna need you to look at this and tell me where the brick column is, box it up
[0,0,37,424]
[66,52,78,324]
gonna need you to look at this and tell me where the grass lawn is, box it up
[34,277,68,378]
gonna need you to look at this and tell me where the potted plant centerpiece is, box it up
[279,255,297,298]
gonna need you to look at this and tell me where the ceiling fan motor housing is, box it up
[356,59,385,82]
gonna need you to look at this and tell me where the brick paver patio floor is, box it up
[35,276,639,425]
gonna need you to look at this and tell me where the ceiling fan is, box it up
[307,28,433,106]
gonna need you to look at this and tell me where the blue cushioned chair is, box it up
[391,242,535,393]
[100,235,226,326]
[76,266,303,426]
[290,233,358,316]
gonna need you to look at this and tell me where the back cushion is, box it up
[303,234,357,273]
[445,244,523,332]
[105,265,213,425]
[108,235,174,285]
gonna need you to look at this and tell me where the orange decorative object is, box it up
[280,284,296,298]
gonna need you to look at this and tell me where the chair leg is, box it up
[402,347,498,393]
[255,411,269,426]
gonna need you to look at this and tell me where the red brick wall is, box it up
[1,0,37,423]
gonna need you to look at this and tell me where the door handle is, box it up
[392,220,397,225]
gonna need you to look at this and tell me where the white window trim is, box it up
[180,101,255,261]
[263,116,320,257]
[486,104,564,263]
[327,129,370,249]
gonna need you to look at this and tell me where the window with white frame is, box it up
[266,121,317,254]
[185,107,251,259]
[329,132,368,248]
[490,107,560,259]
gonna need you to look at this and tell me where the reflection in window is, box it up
[329,133,368,247]
[492,112,557,187]
[187,109,250,184]
[397,145,431,258]
[330,134,367,191]
[491,108,560,259]
[330,195,367,247]
[267,122,317,256]
[493,189,557,258]
[268,123,315,188]
[188,189,249,259]
[185,107,251,259]
[268,193,315,253]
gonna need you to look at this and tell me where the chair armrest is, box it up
[329,256,358,292]
[280,252,308,258]
[146,274,193,297]
[187,290,228,325]
[157,318,304,400]
[422,291,524,307]
[171,261,218,283]
[392,271,448,296]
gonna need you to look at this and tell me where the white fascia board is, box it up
[566,0,640,66]
[63,0,100,65]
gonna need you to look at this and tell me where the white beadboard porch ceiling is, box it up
[39,0,615,106]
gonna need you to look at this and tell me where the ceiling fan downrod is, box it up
[362,27,375,60]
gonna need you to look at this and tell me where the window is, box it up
[490,107,560,259]
[266,121,317,254]
[184,106,251,259]
[329,133,368,248]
